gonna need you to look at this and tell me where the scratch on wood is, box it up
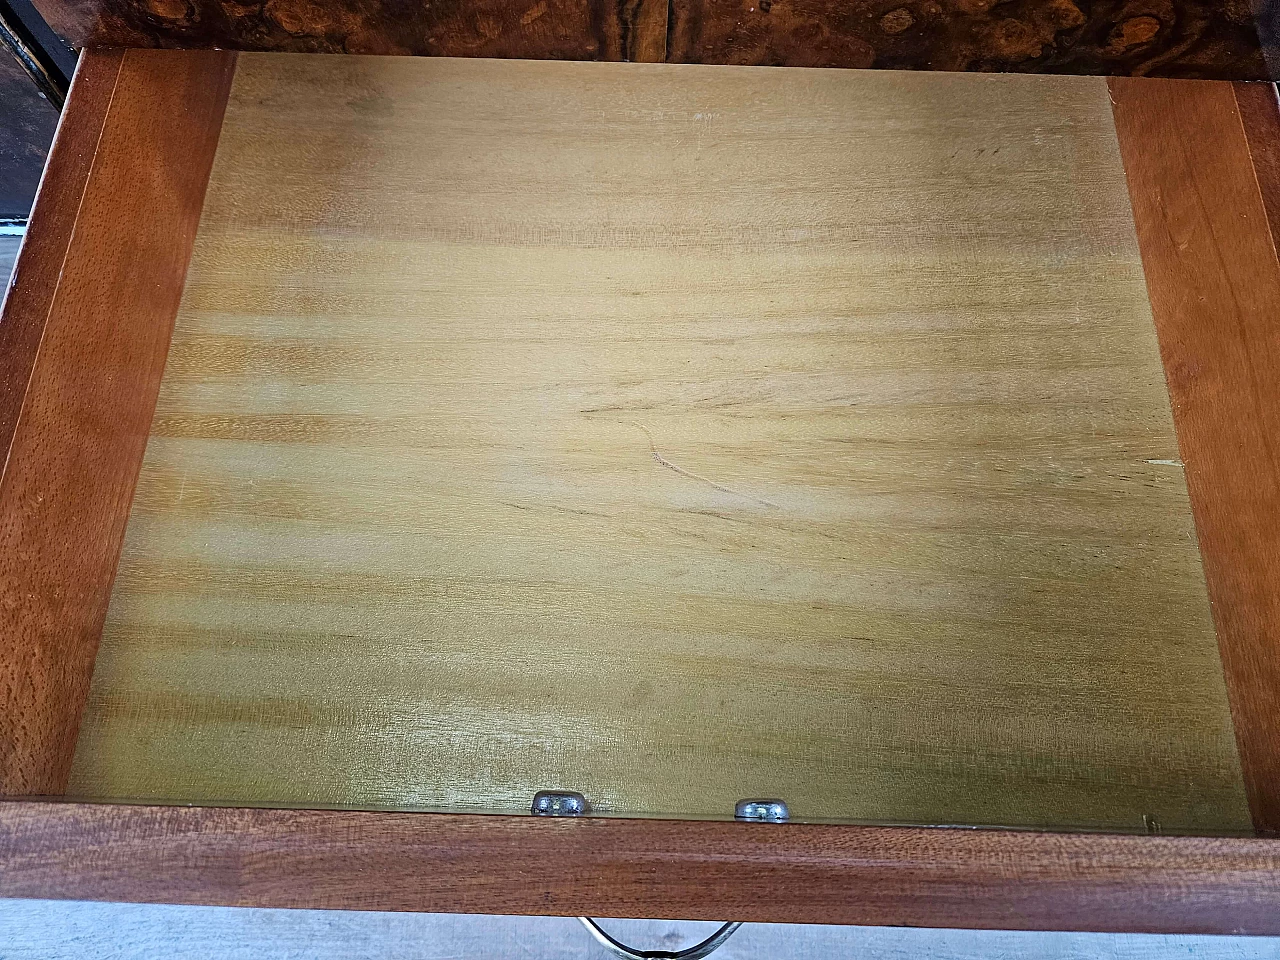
[628,422,778,509]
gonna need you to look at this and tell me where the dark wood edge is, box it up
[1233,82,1280,255]
[0,802,1278,933]
[0,48,236,796]
[1109,77,1280,836]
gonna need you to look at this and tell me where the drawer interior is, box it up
[62,53,1251,834]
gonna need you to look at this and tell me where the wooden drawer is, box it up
[1,47,1279,933]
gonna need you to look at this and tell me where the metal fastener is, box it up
[531,790,591,817]
[734,798,789,822]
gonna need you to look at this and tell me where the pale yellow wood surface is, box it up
[68,54,1251,832]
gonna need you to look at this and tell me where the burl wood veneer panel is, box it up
[32,0,671,62]
[67,54,1251,833]
[669,0,1275,78]
[30,0,1278,79]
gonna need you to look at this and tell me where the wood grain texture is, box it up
[0,48,235,797]
[65,55,1251,835]
[27,0,1279,78]
[29,0,671,62]
[2,802,1280,932]
[0,49,121,486]
[1110,76,1280,837]
[667,0,1275,78]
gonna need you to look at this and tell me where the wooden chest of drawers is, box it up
[2,30,1279,933]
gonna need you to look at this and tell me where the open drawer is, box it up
[1,47,1279,933]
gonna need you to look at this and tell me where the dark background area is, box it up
[1,0,68,280]
[0,46,58,221]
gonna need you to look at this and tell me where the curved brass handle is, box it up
[578,918,743,960]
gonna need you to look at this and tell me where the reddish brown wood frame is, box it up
[2,802,1280,933]
[0,47,237,796]
[1110,77,1280,838]
[0,50,1279,932]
